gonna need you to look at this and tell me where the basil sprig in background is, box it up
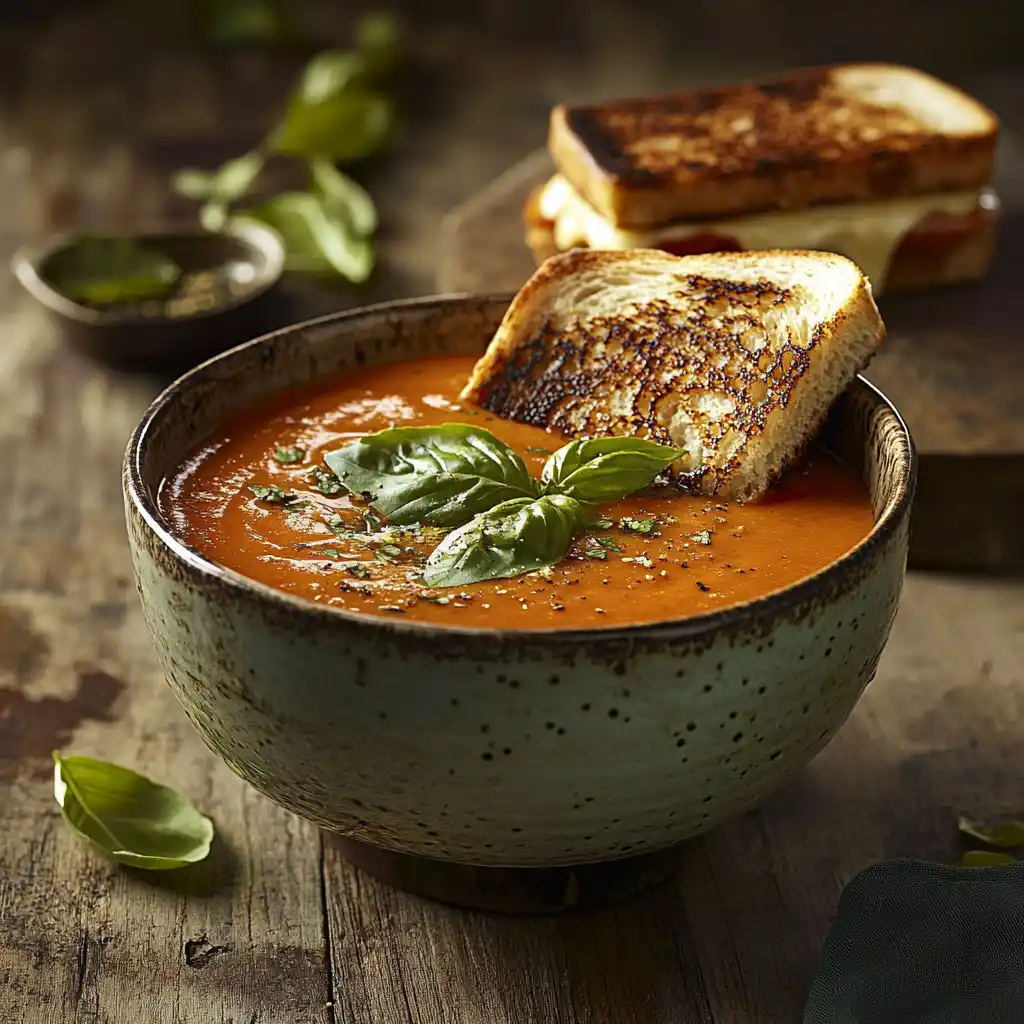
[173,11,399,284]
[324,425,684,587]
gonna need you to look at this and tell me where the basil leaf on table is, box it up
[43,237,182,306]
[299,16,399,104]
[423,494,586,587]
[172,151,265,204]
[959,850,1017,867]
[269,89,393,163]
[324,424,539,527]
[300,50,371,104]
[235,193,373,282]
[541,437,686,503]
[958,816,1024,848]
[53,752,213,870]
[310,158,377,237]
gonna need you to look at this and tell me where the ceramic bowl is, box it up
[13,223,285,371]
[123,294,916,869]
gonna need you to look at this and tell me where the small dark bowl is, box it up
[12,223,285,372]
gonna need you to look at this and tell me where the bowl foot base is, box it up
[322,832,689,914]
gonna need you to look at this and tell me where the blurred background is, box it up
[0,0,1020,314]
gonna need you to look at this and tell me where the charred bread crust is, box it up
[549,64,999,228]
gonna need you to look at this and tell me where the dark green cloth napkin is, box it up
[805,859,1024,1023]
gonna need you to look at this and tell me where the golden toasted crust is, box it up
[521,189,999,294]
[550,63,998,227]
[461,249,885,499]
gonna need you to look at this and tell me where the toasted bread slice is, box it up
[460,249,885,500]
[550,64,998,228]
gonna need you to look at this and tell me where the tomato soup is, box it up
[160,354,874,630]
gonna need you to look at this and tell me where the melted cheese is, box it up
[540,176,993,286]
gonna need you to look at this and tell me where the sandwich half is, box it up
[527,64,999,293]
[461,249,886,501]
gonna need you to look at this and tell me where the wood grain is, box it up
[2,2,1023,1022]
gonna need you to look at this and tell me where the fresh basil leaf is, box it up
[300,50,370,104]
[423,495,586,587]
[310,158,377,236]
[324,424,538,527]
[269,89,393,162]
[592,534,623,553]
[53,752,213,870]
[43,236,181,306]
[235,193,373,282]
[541,437,686,503]
[958,816,1024,848]
[959,850,1016,867]
[172,151,265,204]
[354,11,400,81]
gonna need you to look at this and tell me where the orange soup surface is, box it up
[161,355,874,630]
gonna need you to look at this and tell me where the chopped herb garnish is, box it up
[309,465,344,495]
[591,517,615,529]
[274,446,305,464]
[691,529,713,546]
[325,514,347,533]
[339,581,373,596]
[584,548,608,560]
[620,517,658,536]
[249,483,298,505]
[316,547,343,558]
[592,535,623,553]
[526,446,553,454]
[362,510,384,533]
[342,563,372,579]
[423,594,451,605]
[379,543,403,557]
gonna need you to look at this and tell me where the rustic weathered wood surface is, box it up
[1,3,1023,1022]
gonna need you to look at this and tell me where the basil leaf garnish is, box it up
[324,424,538,527]
[541,437,686,503]
[423,494,585,587]
[53,752,214,870]
[958,816,1024,849]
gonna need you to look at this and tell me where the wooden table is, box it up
[2,4,1023,1022]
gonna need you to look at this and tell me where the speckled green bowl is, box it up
[123,294,915,869]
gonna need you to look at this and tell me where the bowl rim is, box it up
[124,292,918,644]
[11,221,285,327]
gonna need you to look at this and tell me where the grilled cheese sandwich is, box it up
[527,64,1000,293]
